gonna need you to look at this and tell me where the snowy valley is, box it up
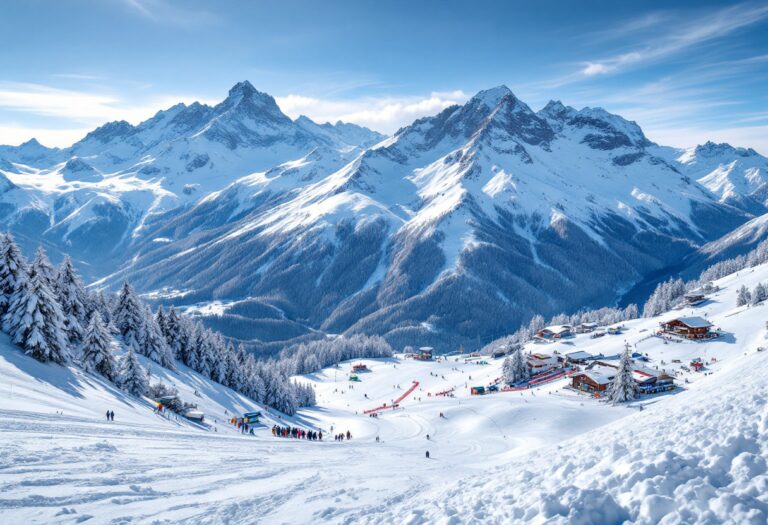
[1,237,768,524]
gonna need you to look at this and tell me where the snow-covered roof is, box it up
[565,351,593,361]
[580,371,613,385]
[666,316,712,328]
[540,325,571,334]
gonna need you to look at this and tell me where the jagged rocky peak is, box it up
[539,100,576,120]
[61,157,103,182]
[82,120,136,144]
[694,141,759,158]
[219,80,285,117]
[467,85,514,109]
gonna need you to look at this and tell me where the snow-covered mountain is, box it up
[0,81,383,272]
[1,82,766,351]
[104,87,760,350]
[653,141,768,214]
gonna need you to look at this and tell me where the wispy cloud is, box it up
[544,2,768,86]
[276,91,469,133]
[0,82,218,146]
[121,0,218,27]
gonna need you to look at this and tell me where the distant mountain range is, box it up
[1,81,767,352]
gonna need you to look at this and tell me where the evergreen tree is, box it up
[502,356,515,385]
[195,327,214,378]
[163,307,184,360]
[511,347,530,383]
[118,348,148,396]
[0,234,27,316]
[81,312,116,381]
[140,305,175,370]
[753,283,767,305]
[225,342,243,389]
[155,305,167,336]
[607,344,638,404]
[736,285,752,307]
[31,246,57,289]
[113,283,143,350]
[3,260,69,364]
[55,255,88,345]
[185,321,200,370]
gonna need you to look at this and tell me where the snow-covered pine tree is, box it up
[502,356,515,385]
[607,344,638,404]
[191,324,213,378]
[527,315,545,338]
[512,345,531,383]
[81,312,117,381]
[0,234,27,316]
[163,307,184,359]
[113,283,143,350]
[118,348,148,397]
[31,246,57,289]
[55,255,88,345]
[140,305,175,370]
[155,305,167,337]
[752,283,767,305]
[224,342,242,389]
[3,260,69,364]
[183,320,200,370]
[736,285,752,307]
[211,334,228,384]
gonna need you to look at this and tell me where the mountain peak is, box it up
[219,80,284,118]
[21,138,42,148]
[469,85,514,108]
[227,80,258,100]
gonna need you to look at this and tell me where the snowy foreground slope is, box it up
[2,263,768,523]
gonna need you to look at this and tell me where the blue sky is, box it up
[1,0,767,153]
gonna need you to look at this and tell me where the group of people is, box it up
[272,425,322,441]
[334,430,352,441]
[105,410,115,421]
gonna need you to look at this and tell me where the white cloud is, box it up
[582,63,612,76]
[276,91,469,133]
[0,82,218,146]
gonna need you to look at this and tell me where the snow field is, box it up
[2,262,768,523]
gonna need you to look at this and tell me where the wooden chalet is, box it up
[535,325,573,342]
[683,292,706,306]
[659,316,717,339]
[561,350,594,364]
[414,347,433,361]
[574,322,598,334]
[571,366,614,393]
[527,352,558,373]
[571,361,675,394]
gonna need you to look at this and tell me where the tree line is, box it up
[0,234,315,415]
[642,238,768,317]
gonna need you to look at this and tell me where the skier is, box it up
[426,434,430,440]
[426,451,430,459]
[110,410,115,421]
[346,430,351,440]
[106,410,110,421]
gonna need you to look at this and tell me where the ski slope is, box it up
[2,263,768,523]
